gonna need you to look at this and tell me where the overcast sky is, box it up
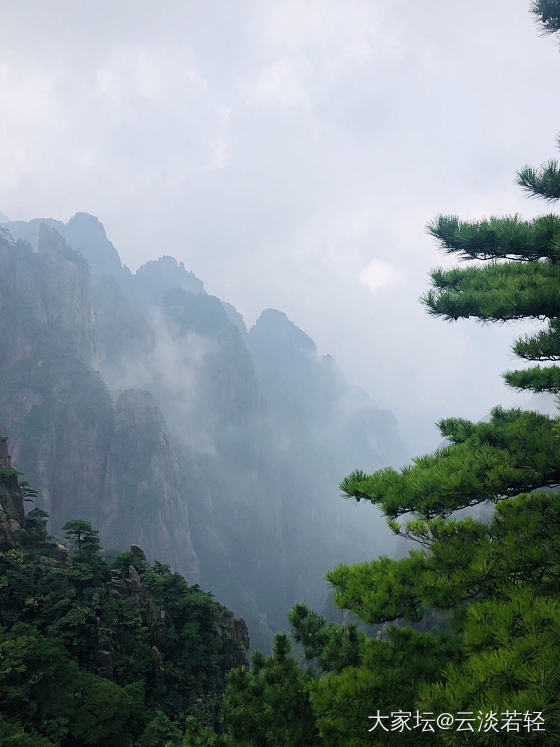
[1,0,559,456]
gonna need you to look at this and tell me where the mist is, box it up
[1,1,559,458]
[2,3,560,742]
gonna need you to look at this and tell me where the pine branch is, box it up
[517,161,560,200]
[503,364,560,393]
[532,0,560,34]
[340,408,559,518]
[513,319,560,360]
[427,214,560,261]
[423,261,560,321]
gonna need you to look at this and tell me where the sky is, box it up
[1,0,559,456]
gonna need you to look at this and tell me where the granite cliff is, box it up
[0,436,24,550]
[0,214,405,649]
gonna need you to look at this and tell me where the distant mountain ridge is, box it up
[0,212,404,649]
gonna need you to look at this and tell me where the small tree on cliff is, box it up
[62,519,100,557]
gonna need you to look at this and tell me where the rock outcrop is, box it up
[99,544,249,679]
[220,607,251,669]
[0,437,24,550]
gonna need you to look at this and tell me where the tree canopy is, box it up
[0,506,245,745]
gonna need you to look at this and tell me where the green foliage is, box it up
[181,715,231,746]
[320,122,560,741]
[311,627,461,746]
[518,158,560,199]
[328,492,560,626]
[426,213,560,262]
[418,588,560,744]
[0,506,244,745]
[20,480,38,503]
[62,519,101,557]
[222,603,460,746]
[423,260,560,321]
[513,317,560,360]
[504,363,560,392]
[138,710,182,747]
[18,508,52,551]
[424,139,560,398]
[340,407,559,517]
[532,0,560,35]
[0,715,55,745]
[4,10,560,744]
[223,633,319,746]
[0,623,137,746]
[0,469,20,479]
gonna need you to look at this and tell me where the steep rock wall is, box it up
[0,437,24,550]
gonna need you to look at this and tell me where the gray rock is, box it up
[130,544,146,561]
[128,564,142,589]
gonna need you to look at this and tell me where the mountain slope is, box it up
[0,214,405,649]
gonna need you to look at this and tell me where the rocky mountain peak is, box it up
[249,308,316,353]
[65,212,123,277]
[134,255,205,302]
[37,222,84,262]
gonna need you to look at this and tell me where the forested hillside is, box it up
[0,441,247,745]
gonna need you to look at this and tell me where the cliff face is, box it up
[0,225,106,532]
[102,389,199,581]
[0,214,405,650]
[0,437,24,551]
[0,227,200,582]
[0,223,94,367]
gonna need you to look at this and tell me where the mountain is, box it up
[0,213,405,649]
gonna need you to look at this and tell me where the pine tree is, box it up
[318,4,560,740]
[223,633,319,746]
[62,519,101,557]
[220,3,560,742]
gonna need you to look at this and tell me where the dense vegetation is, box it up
[0,505,244,745]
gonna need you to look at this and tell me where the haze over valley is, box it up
[0,213,404,648]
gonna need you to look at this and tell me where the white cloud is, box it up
[358,259,403,293]
[209,140,229,170]
[0,0,557,453]
[241,56,313,109]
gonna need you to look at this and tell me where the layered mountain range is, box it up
[0,213,404,648]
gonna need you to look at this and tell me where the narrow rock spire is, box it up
[0,436,12,469]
